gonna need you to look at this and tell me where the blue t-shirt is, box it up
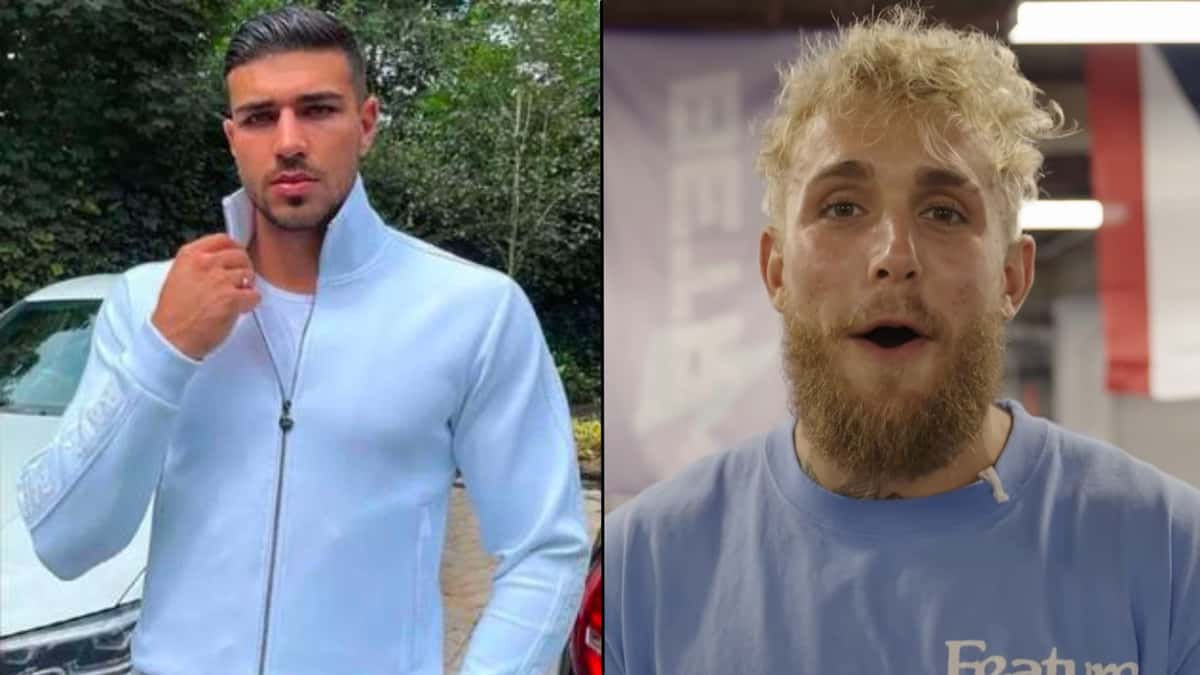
[604,401,1200,674]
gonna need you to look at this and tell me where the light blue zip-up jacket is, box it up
[17,176,590,674]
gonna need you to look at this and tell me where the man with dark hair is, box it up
[18,6,589,674]
[225,5,368,101]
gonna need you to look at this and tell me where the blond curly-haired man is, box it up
[604,8,1200,673]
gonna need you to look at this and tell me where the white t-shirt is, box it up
[252,277,314,385]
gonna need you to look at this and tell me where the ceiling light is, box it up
[1020,200,1104,230]
[1009,2,1200,44]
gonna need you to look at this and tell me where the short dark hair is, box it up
[224,6,366,100]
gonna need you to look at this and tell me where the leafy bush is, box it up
[555,348,600,408]
[369,0,600,406]
[0,1,235,308]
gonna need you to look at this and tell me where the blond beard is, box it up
[780,293,1005,493]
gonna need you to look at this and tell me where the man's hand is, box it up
[151,234,260,361]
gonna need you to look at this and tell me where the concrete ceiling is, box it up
[602,0,1021,33]
[602,0,1085,83]
[603,0,1099,260]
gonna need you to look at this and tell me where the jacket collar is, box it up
[221,173,388,287]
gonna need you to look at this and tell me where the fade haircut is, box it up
[756,5,1070,242]
[224,6,367,102]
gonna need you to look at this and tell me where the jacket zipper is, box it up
[256,400,294,675]
[252,288,318,675]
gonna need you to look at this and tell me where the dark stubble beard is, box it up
[249,186,344,232]
[780,291,1006,491]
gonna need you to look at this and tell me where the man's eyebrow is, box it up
[916,166,979,191]
[296,91,345,105]
[807,160,873,184]
[232,100,275,116]
[232,92,345,116]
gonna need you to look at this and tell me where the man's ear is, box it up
[760,228,787,313]
[358,95,381,156]
[1001,233,1036,319]
[222,117,236,158]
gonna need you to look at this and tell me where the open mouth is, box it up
[856,325,924,349]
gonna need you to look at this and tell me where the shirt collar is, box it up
[220,173,388,287]
[763,399,1047,537]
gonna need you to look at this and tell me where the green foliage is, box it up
[555,346,601,409]
[0,0,236,305]
[0,0,600,405]
[369,0,601,403]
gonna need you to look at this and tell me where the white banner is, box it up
[603,33,808,498]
